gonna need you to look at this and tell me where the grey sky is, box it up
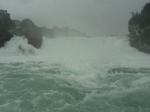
[1,0,150,36]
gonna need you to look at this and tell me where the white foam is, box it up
[0,36,150,69]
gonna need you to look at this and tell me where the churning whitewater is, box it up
[0,36,150,112]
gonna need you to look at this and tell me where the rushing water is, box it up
[0,36,150,112]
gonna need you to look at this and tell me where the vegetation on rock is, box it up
[128,3,150,53]
[0,10,15,47]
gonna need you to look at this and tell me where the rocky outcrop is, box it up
[0,10,15,47]
[12,19,43,48]
[20,19,42,48]
[128,3,150,53]
[0,9,43,49]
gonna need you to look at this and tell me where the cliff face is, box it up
[0,10,14,47]
[128,3,150,53]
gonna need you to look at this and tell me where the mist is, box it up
[1,0,150,36]
[1,1,150,111]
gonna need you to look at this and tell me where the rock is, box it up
[0,9,88,49]
[20,19,43,49]
[128,3,150,53]
[0,10,14,47]
[12,19,43,49]
[0,9,43,49]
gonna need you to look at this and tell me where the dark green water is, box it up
[0,62,150,112]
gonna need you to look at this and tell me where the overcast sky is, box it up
[1,0,150,36]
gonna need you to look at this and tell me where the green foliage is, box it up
[0,10,14,47]
[128,3,150,53]
[129,3,150,28]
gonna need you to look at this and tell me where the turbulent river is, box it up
[0,36,150,112]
